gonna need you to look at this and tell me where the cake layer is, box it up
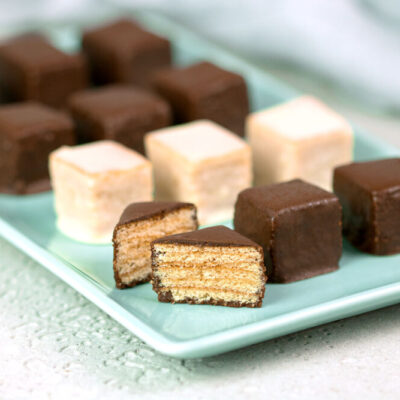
[156,273,260,292]
[114,208,196,286]
[152,233,266,308]
[154,244,262,265]
[154,247,262,291]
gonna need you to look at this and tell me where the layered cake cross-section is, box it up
[113,201,198,289]
[151,226,266,308]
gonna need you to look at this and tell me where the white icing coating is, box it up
[52,140,149,174]
[251,95,352,140]
[146,120,248,163]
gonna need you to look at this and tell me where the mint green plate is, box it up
[0,13,400,359]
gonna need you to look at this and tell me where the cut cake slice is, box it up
[151,226,266,308]
[113,201,198,289]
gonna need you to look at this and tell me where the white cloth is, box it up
[0,0,399,110]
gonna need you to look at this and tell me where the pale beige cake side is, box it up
[152,244,265,306]
[49,141,152,243]
[113,207,197,288]
[145,120,252,225]
[247,95,353,191]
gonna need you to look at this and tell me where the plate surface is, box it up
[1,12,400,359]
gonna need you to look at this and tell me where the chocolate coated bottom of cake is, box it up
[155,287,265,308]
[113,271,152,290]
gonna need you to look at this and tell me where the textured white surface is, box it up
[1,237,400,400]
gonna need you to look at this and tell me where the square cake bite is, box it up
[82,19,171,87]
[0,102,75,194]
[0,34,87,107]
[151,226,266,308]
[50,140,152,243]
[247,95,353,190]
[334,158,400,255]
[234,179,342,283]
[68,85,171,154]
[113,201,198,289]
[153,62,249,136]
[145,120,252,225]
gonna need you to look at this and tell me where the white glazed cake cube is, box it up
[50,140,152,243]
[247,95,353,191]
[145,120,252,225]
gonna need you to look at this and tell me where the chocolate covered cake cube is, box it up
[247,95,353,190]
[82,19,171,87]
[334,158,400,255]
[0,102,74,194]
[68,85,171,154]
[145,120,252,225]
[50,141,152,243]
[0,34,87,107]
[153,62,249,136]
[234,179,342,283]
[113,201,198,289]
[151,226,266,308]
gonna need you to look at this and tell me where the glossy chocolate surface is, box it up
[82,19,171,87]
[0,35,88,107]
[153,225,262,249]
[117,201,197,227]
[153,62,249,136]
[0,102,75,194]
[68,85,171,154]
[234,179,342,283]
[334,158,400,255]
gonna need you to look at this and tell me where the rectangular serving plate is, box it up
[1,12,400,359]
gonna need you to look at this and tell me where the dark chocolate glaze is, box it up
[153,225,263,249]
[0,34,88,108]
[156,289,265,308]
[0,102,75,194]
[112,201,198,290]
[234,179,342,283]
[117,201,198,226]
[334,158,400,255]
[151,226,266,308]
[82,19,171,88]
[113,272,152,290]
[68,84,171,154]
[152,62,249,136]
